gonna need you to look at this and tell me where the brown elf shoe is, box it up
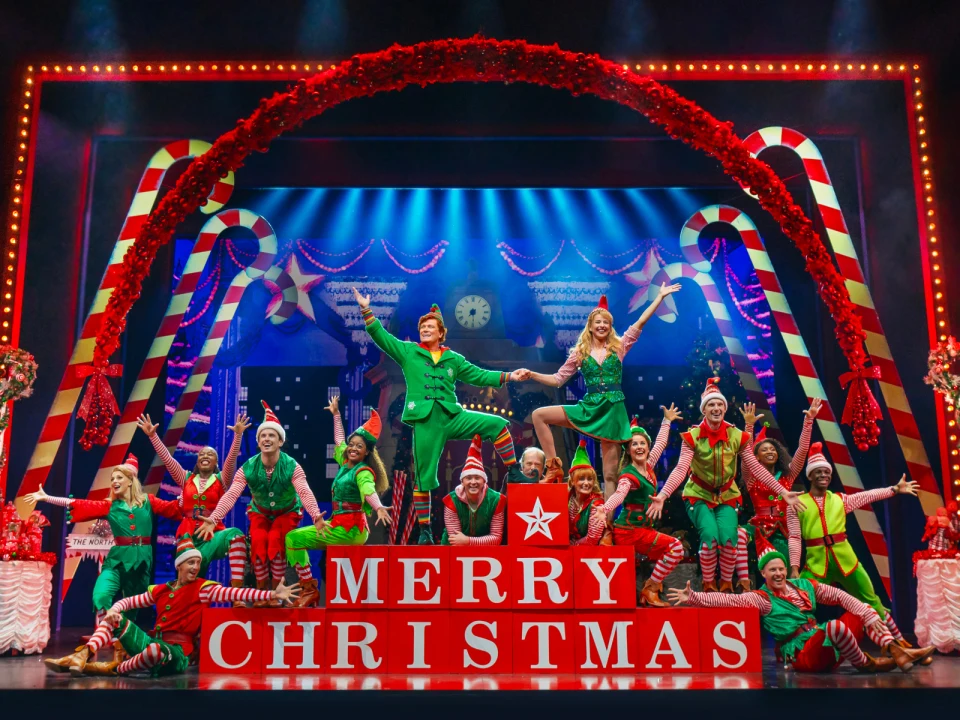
[718,580,734,594]
[44,646,90,674]
[857,653,897,673]
[230,579,249,608]
[83,659,119,676]
[639,579,669,608]
[888,643,936,672]
[293,578,320,608]
[252,579,273,608]
[737,579,752,593]
[702,580,719,593]
[542,457,564,484]
[112,641,127,666]
[895,638,933,665]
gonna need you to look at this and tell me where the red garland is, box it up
[79,36,878,448]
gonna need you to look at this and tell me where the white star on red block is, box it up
[267,254,324,321]
[517,497,561,541]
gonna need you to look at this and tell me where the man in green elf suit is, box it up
[354,288,527,543]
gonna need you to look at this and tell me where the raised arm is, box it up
[658,440,693,500]
[630,283,682,334]
[786,400,821,484]
[648,415,674,466]
[456,357,508,389]
[842,486,897,514]
[813,582,880,625]
[357,289,407,364]
[109,591,156,614]
[787,504,802,571]
[208,468,248,523]
[333,411,345,446]
[291,463,322,521]
[221,415,249,486]
[148,433,188,487]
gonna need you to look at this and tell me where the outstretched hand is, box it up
[23,487,48,505]
[740,402,759,428]
[314,512,331,535]
[195,516,216,541]
[230,414,251,435]
[273,580,301,604]
[325,395,339,415]
[783,491,807,513]
[661,403,683,422]
[666,580,692,606]
[658,282,683,298]
[375,507,393,526]
[645,494,665,520]
[803,397,823,420]
[136,413,159,438]
[353,287,370,310]
[894,474,920,497]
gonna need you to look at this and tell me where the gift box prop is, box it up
[0,501,55,654]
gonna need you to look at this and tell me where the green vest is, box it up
[797,491,859,577]
[440,488,504,544]
[613,465,657,529]
[758,578,833,662]
[242,452,300,516]
[331,459,376,516]
[680,424,743,505]
[580,353,625,403]
[104,499,155,572]
[570,494,601,541]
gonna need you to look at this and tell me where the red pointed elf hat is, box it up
[805,442,832,479]
[754,423,769,444]
[596,295,609,311]
[118,453,139,475]
[353,410,382,446]
[630,415,652,445]
[755,532,787,573]
[460,434,487,483]
[258,400,286,442]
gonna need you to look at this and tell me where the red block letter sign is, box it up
[262,609,325,674]
[387,612,451,674]
[512,548,574,609]
[506,483,569,547]
[513,613,575,674]
[636,608,701,673]
[325,611,388,674]
[450,611,514,674]
[575,613,638,672]
[387,546,449,608]
[326,546,388,608]
[572,545,636,609]
[450,547,512,609]
[199,608,263,674]
[698,607,762,673]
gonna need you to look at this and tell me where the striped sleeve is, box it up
[203,584,274,605]
[292,463,321,521]
[221,431,243,486]
[659,441,693,499]
[42,494,74,508]
[333,411,346,446]
[442,504,504,546]
[687,590,771,614]
[110,591,155,613]
[787,504,802,568]
[741,447,791,497]
[785,418,814,484]
[812,582,879,624]
[648,417,671,466]
[209,468,247,523]
[603,477,633,514]
[842,486,896,513]
[149,433,187,486]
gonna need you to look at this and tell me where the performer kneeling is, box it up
[647,380,802,593]
[285,395,392,607]
[355,288,526,544]
[567,439,610,546]
[788,443,924,660]
[441,435,506,546]
[198,401,324,607]
[604,406,685,607]
[669,535,934,673]
[47,536,298,676]
[26,455,181,671]
[525,283,681,490]
[138,412,250,597]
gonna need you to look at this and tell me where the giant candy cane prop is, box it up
[14,141,235,518]
[742,127,942,516]
[677,204,893,596]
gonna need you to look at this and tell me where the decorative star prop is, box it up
[625,249,673,315]
[266,254,324,322]
[517,497,561,541]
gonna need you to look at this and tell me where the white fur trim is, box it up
[257,421,285,443]
[175,548,202,568]
[699,392,728,413]
[805,458,833,478]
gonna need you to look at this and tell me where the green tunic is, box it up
[757,578,834,663]
[680,424,744,507]
[241,452,300,517]
[613,465,657,529]
[796,491,859,577]
[440,488,505,544]
[561,353,631,443]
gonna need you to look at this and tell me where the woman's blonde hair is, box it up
[114,465,147,508]
[572,308,622,364]
[567,466,602,497]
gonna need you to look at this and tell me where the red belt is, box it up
[114,536,151,546]
[807,532,847,547]
[755,506,779,517]
[783,620,819,643]
[333,501,362,513]
[154,630,194,646]
[690,474,735,498]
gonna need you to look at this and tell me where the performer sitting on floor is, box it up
[603,406,685,607]
[524,283,682,491]
[732,399,820,591]
[285,395,392,607]
[138,412,249,598]
[647,380,802,593]
[354,288,527,544]
[197,400,324,608]
[567,439,611,546]
[45,536,299,676]
[669,534,934,673]
[26,454,181,670]
[788,442,926,661]
[440,435,506,546]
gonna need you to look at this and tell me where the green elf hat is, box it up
[755,532,787,573]
[629,415,652,445]
[419,303,444,326]
[570,439,593,472]
[174,534,203,568]
[352,410,382,447]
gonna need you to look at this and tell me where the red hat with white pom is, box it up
[258,400,285,443]
[461,435,487,483]
[699,377,727,413]
[805,442,833,479]
[117,453,139,476]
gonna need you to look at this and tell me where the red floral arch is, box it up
[79,36,881,449]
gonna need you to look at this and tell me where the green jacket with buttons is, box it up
[365,317,506,424]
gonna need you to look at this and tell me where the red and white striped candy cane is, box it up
[143,210,297,494]
[681,204,893,596]
[647,262,778,429]
[389,470,407,545]
[742,127,942,516]
[401,501,417,546]
[13,140,234,517]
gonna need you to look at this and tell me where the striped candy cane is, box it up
[13,140,235,515]
[143,210,296,493]
[389,470,407,545]
[681,204,893,596]
[647,262,778,430]
[401,501,417,546]
[742,127,943,516]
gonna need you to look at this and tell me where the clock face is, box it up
[455,294,492,330]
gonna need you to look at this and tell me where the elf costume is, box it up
[657,378,792,592]
[733,417,814,588]
[205,401,323,598]
[787,443,906,642]
[685,534,904,673]
[52,536,275,676]
[567,439,608,546]
[605,416,683,607]
[35,454,181,623]
[285,408,387,606]
[547,295,637,443]
[440,435,506,546]
[362,301,521,543]
[149,431,246,585]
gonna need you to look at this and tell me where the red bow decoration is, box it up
[839,365,882,451]
[76,363,123,421]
